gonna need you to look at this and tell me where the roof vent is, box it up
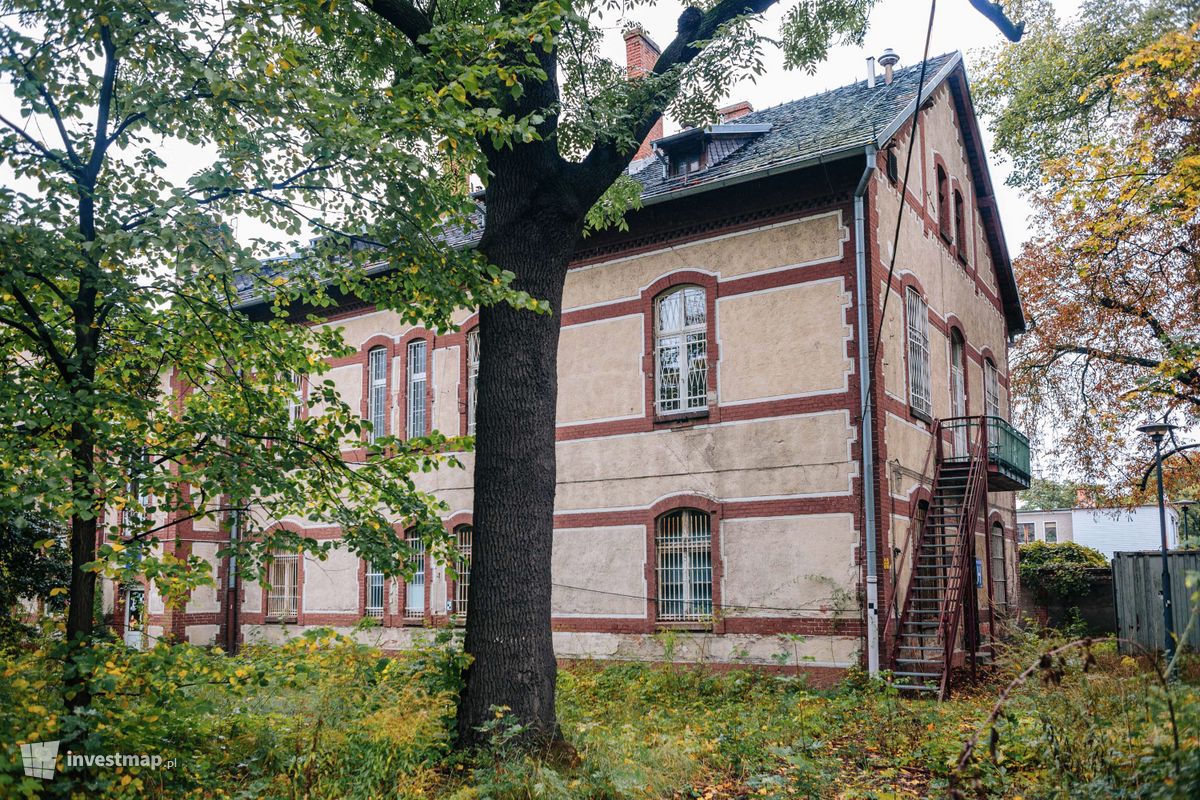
[866,56,876,88]
[878,48,899,85]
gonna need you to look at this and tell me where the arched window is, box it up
[655,508,713,621]
[366,346,389,442]
[266,549,299,622]
[466,329,480,434]
[984,358,1001,419]
[655,286,708,414]
[953,189,968,263]
[406,339,427,438]
[936,165,951,242]
[905,287,932,419]
[950,330,967,454]
[451,524,472,618]
[990,522,1008,612]
[404,529,426,620]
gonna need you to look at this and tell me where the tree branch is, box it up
[1052,344,1161,370]
[361,0,432,50]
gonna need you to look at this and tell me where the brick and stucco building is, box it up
[111,44,1031,692]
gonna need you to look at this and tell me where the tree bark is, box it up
[455,156,585,745]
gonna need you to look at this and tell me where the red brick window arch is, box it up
[654,286,708,415]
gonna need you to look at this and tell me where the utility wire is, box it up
[551,582,851,616]
[869,0,937,390]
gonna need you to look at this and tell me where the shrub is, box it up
[1019,540,1108,602]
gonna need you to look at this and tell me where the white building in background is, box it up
[1016,505,1180,560]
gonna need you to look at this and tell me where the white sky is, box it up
[600,0,1082,253]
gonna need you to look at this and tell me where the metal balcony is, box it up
[941,415,1031,491]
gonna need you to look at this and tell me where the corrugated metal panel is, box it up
[1113,551,1200,655]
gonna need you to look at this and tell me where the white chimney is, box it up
[879,48,899,85]
[866,56,876,88]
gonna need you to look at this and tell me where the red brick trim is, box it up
[553,494,855,530]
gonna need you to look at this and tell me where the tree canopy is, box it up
[976,1,1200,495]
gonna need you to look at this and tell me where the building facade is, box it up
[1017,506,1180,560]
[110,45,1030,686]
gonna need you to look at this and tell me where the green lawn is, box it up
[2,627,1197,798]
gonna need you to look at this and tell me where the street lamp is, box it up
[1177,500,1198,549]
[1136,422,1179,666]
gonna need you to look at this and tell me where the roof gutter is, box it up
[854,144,881,678]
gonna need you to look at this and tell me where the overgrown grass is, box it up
[1,624,1197,798]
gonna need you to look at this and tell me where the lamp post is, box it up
[1136,422,1179,665]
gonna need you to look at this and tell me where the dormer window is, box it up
[671,148,703,177]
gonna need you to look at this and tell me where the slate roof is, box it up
[633,52,959,201]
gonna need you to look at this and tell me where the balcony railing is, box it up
[942,415,1031,491]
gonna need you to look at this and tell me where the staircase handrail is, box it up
[937,416,989,698]
[883,418,943,662]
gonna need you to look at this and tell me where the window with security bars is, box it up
[367,346,388,442]
[990,523,1008,611]
[365,561,385,618]
[267,550,299,621]
[405,530,426,619]
[452,525,472,617]
[655,287,707,414]
[655,509,713,622]
[905,288,932,418]
[406,340,427,437]
[287,372,304,422]
[466,330,480,434]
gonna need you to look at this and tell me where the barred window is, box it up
[367,346,388,442]
[405,530,426,620]
[990,523,1008,611]
[655,286,707,414]
[365,561,385,618]
[406,340,427,438]
[466,329,480,434]
[905,288,932,418]
[655,509,713,622]
[267,550,299,621]
[452,524,472,618]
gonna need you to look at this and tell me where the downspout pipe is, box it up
[854,145,880,676]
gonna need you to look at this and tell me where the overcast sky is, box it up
[1,0,1082,252]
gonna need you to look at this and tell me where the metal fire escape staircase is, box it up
[887,419,991,698]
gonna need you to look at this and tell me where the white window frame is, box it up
[365,561,385,618]
[905,288,932,419]
[267,550,299,621]
[367,346,388,443]
[1044,521,1058,544]
[466,329,480,435]
[655,286,708,415]
[406,340,427,438]
[404,530,426,620]
[655,509,713,622]
[984,359,1001,419]
[451,525,472,618]
[287,372,304,422]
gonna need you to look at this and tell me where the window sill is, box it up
[909,406,934,426]
[655,620,716,632]
[654,409,710,426]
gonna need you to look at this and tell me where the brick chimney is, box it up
[624,27,663,161]
[718,101,753,122]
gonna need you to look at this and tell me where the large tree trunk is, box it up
[455,165,585,746]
